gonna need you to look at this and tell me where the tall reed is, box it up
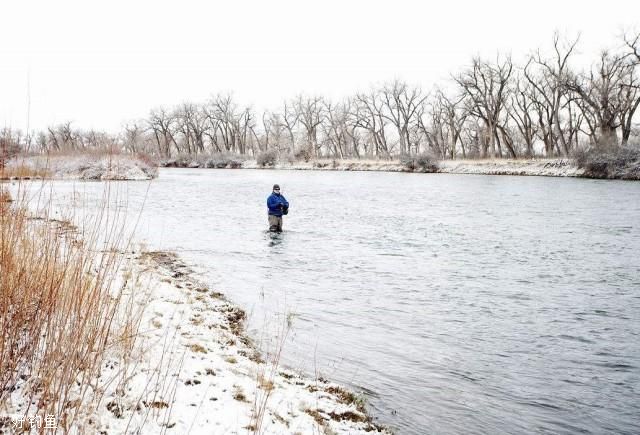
[0,180,142,431]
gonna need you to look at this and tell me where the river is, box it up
[18,168,640,434]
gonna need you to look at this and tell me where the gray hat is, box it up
[273,184,280,190]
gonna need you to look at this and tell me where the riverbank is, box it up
[438,158,585,177]
[2,244,389,433]
[8,151,636,181]
[161,157,595,178]
[2,154,157,180]
[109,251,390,434]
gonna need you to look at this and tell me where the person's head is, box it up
[272,184,281,194]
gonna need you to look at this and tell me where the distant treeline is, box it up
[2,31,640,161]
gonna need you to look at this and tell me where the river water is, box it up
[18,169,640,434]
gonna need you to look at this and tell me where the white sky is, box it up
[1,0,638,132]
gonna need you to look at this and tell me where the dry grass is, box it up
[2,149,159,181]
[249,311,294,434]
[304,408,326,426]
[232,385,248,402]
[0,164,51,179]
[188,343,208,354]
[324,385,367,413]
[0,182,142,430]
[256,374,274,392]
[0,189,11,205]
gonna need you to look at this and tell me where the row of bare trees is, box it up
[5,31,640,160]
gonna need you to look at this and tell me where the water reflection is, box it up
[266,230,286,248]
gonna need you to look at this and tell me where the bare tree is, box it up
[380,80,427,156]
[618,65,640,146]
[205,94,236,152]
[294,95,325,157]
[353,90,391,157]
[456,56,514,157]
[620,32,640,145]
[323,99,355,158]
[417,99,446,158]
[624,31,640,63]
[59,122,78,150]
[420,91,468,159]
[565,50,635,147]
[523,33,579,155]
[281,100,300,152]
[273,111,290,153]
[235,107,255,155]
[508,78,538,157]
[123,122,145,153]
[176,103,208,154]
[148,108,178,157]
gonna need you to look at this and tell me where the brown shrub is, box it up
[0,183,139,428]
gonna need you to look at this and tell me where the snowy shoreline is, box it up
[438,158,584,177]
[3,155,158,181]
[166,155,640,179]
[7,154,638,180]
[84,250,390,434]
[162,157,590,178]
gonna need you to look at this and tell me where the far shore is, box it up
[4,153,638,181]
[2,154,158,181]
[161,157,639,180]
[247,158,584,178]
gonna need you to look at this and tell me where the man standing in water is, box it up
[267,184,289,232]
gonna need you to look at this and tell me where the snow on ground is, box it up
[4,154,157,180]
[438,158,584,177]
[90,251,389,435]
[256,158,583,177]
[2,247,389,434]
[242,159,415,173]
[168,157,584,177]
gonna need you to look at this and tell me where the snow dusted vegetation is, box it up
[163,154,588,177]
[2,248,388,434]
[81,252,388,434]
[437,158,584,177]
[3,154,157,180]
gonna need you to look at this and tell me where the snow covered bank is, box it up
[3,154,157,181]
[163,156,589,177]
[3,248,390,433]
[438,158,584,177]
[246,157,587,177]
[108,252,390,434]
[158,152,640,179]
[11,250,388,434]
[243,159,417,173]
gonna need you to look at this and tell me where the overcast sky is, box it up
[1,0,638,132]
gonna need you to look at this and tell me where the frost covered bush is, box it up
[2,154,157,180]
[257,149,277,167]
[203,152,244,169]
[162,152,244,169]
[574,145,640,179]
[293,146,313,162]
[400,152,439,172]
[282,152,296,165]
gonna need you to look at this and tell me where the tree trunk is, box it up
[598,125,618,148]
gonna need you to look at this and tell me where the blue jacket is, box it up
[267,192,289,216]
